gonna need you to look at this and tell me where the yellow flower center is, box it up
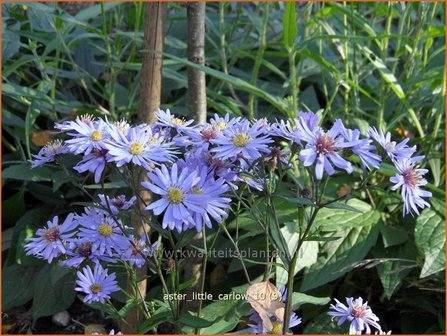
[215,121,227,130]
[271,322,282,334]
[148,137,158,144]
[232,133,250,147]
[98,223,113,237]
[90,130,103,141]
[129,142,144,155]
[90,283,102,294]
[167,187,184,204]
[172,118,184,126]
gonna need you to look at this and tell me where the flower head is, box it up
[299,121,356,180]
[335,120,382,170]
[142,163,207,232]
[328,297,382,335]
[60,239,116,268]
[99,194,137,215]
[74,148,109,183]
[25,213,77,263]
[62,117,109,155]
[75,264,119,304]
[122,235,158,268]
[368,127,416,163]
[30,140,69,168]
[105,125,175,171]
[77,208,128,256]
[211,119,273,165]
[390,155,432,216]
[156,109,194,132]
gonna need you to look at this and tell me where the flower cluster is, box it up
[24,194,157,304]
[26,110,432,321]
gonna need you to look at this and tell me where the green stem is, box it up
[289,49,298,118]
[195,226,208,334]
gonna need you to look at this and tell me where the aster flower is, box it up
[142,163,207,232]
[184,124,221,156]
[122,235,158,268]
[75,264,119,304]
[180,164,231,232]
[298,122,356,180]
[211,119,273,165]
[334,120,382,170]
[328,297,382,335]
[105,125,175,171]
[77,207,128,256]
[156,108,194,132]
[209,113,241,131]
[74,148,109,183]
[390,155,432,216]
[62,117,109,155]
[30,140,69,168]
[368,127,416,163]
[98,194,137,215]
[60,239,116,268]
[25,213,77,263]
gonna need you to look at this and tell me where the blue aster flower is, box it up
[77,207,128,256]
[98,194,137,215]
[105,125,175,171]
[368,127,416,163]
[122,235,158,268]
[390,155,432,216]
[211,119,273,165]
[334,119,382,170]
[179,164,231,232]
[60,240,116,268]
[75,264,119,304]
[298,122,357,180]
[156,108,195,132]
[277,111,322,145]
[25,213,77,263]
[328,297,382,335]
[142,163,207,232]
[62,117,109,155]
[74,148,109,183]
[209,113,242,131]
[30,140,69,168]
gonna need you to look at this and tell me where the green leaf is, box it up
[276,225,318,286]
[374,242,416,299]
[32,264,76,320]
[25,101,41,159]
[198,299,242,334]
[291,292,330,310]
[2,264,39,311]
[415,199,445,278]
[283,2,297,50]
[2,163,54,182]
[138,310,171,334]
[178,312,215,328]
[381,225,408,248]
[314,199,378,230]
[301,220,380,291]
[324,202,364,213]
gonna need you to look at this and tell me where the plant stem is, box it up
[289,49,298,118]
[221,224,252,284]
[195,226,208,334]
